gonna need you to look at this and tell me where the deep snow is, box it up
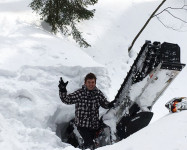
[0,0,187,150]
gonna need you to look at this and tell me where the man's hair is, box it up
[84,73,97,82]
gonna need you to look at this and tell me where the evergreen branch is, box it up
[30,0,96,48]
[71,23,91,48]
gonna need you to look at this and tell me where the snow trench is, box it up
[0,65,110,149]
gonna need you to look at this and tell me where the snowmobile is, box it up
[56,41,186,148]
[165,97,187,113]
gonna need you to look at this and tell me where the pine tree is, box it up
[30,0,98,47]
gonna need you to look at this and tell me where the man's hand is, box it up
[58,77,68,92]
[108,99,117,108]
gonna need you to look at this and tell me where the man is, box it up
[58,73,116,150]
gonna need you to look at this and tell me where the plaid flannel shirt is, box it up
[59,85,111,129]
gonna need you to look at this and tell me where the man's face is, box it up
[85,79,96,90]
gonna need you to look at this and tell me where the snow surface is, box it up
[0,0,187,150]
[130,67,181,110]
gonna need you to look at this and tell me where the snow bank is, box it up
[0,64,110,149]
[99,111,187,150]
[0,0,187,150]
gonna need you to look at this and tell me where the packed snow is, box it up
[0,0,187,150]
[130,67,181,110]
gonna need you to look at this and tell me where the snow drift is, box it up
[0,0,187,150]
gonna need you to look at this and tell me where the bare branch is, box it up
[128,0,167,52]
[154,5,187,17]
[156,16,181,31]
[156,15,187,32]
[128,0,187,53]
[154,2,187,31]
[166,10,187,23]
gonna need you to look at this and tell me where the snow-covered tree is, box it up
[30,0,98,47]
